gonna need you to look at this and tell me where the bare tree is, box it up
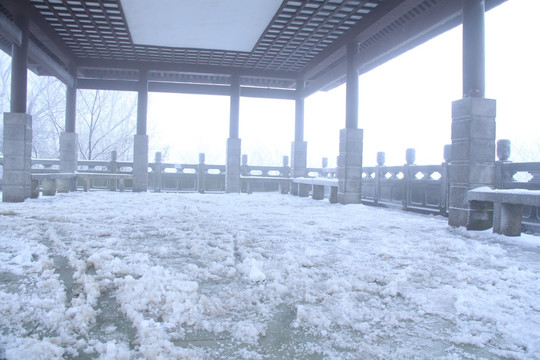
[1,50,137,161]
[0,51,11,153]
[77,89,136,161]
[27,75,66,158]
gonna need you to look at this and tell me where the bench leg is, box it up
[467,200,493,231]
[298,183,310,197]
[42,179,57,196]
[57,179,69,193]
[84,178,90,192]
[497,203,523,236]
[493,203,502,234]
[247,181,253,195]
[280,181,290,194]
[290,182,299,196]
[119,178,125,192]
[31,179,40,199]
[312,185,324,200]
[329,186,338,204]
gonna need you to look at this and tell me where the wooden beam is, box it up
[240,87,295,100]
[150,82,230,96]
[77,58,297,81]
[301,0,424,82]
[28,41,74,87]
[303,0,505,97]
[0,12,22,46]
[1,0,76,69]
[302,63,346,98]
[354,0,463,74]
[77,78,295,100]
[77,79,139,92]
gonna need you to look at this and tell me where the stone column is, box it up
[448,0,496,228]
[59,84,78,191]
[337,128,363,204]
[133,134,148,192]
[226,138,241,193]
[3,14,31,202]
[226,74,241,193]
[2,113,32,202]
[337,42,363,205]
[133,69,149,192]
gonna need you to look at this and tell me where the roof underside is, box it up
[0,0,505,99]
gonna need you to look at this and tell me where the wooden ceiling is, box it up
[0,0,505,99]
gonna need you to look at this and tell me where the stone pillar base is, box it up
[59,132,78,191]
[133,134,149,192]
[226,138,241,193]
[291,141,307,178]
[448,97,496,228]
[2,113,32,202]
[337,128,363,205]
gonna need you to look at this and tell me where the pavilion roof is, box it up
[0,0,504,99]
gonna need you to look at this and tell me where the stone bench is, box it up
[76,173,133,192]
[293,177,338,203]
[468,187,540,236]
[31,173,76,197]
[240,176,290,194]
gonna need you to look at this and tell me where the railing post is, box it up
[241,154,248,193]
[376,152,385,205]
[198,153,206,194]
[441,144,451,215]
[321,157,328,177]
[109,150,118,191]
[403,148,415,210]
[281,155,290,194]
[493,139,512,233]
[495,139,511,189]
[154,151,162,193]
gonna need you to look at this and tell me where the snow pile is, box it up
[1,192,539,359]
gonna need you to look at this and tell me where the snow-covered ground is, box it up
[1,192,539,359]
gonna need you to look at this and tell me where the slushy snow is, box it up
[0,192,539,359]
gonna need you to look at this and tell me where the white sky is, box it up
[148,0,540,167]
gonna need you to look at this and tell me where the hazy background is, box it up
[0,0,537,168]
[147,0,540,167]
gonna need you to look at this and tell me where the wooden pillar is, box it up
[137,69,148,136]
[229,73,240,139]
[345,42,359,129]
[462,0,485,98]
[65,85,76,133]
[295,78,304,142]
[291,78,307,188]
[10,13,29,113]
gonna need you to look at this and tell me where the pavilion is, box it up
[1,0,503,228]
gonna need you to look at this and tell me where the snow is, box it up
[470,186,540,195]
[1,191,539,359]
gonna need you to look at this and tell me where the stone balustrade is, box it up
[1,141,538,234]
